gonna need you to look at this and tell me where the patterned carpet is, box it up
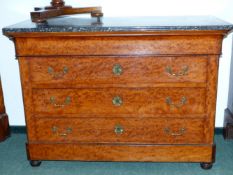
[0,133,233,175]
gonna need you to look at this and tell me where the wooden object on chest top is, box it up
[30,0,103,23]
[0,78,10,142]
[2,16,233,169]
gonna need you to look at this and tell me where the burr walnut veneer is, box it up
[3,16,233,169]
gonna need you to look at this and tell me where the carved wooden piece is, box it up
[31,0,103,23]
[4,29,226,168]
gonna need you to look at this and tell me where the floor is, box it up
[0,133,233,175]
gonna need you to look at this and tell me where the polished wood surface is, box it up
[27,143,215,162]
[0,79,10,142]
[32,87,206,115]
[5,27,227,167]
[30,0,103,23]
[34,117,206,144]
[14,35,222,56]
[28,56,207,84]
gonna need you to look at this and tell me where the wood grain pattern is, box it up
[28,56,208,85]
[34,117,207,144]
[14,35,222,56]
[31,0,103,23]
[6,27,226,165]
[18,58,37,140]
[205,55,220,144]
[27,143,214,162]
[32,88,206,115]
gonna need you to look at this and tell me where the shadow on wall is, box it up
[226,37,233,112]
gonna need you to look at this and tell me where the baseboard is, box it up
[215,127,223,135]
[10,126,224,135]
[11,126,26,134]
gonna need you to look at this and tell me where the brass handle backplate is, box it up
[164,127,186,136]
[165,65,189,77]
[166,96,187,108]
[48,66,69,79]
[52,126,73,137]
[112,96,123,106]
[50,96,71,107]
[112,64,123,76]
[114,124,124,134]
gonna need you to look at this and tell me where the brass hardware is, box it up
[112,64,123,76]
[47,66,69,79]
[165,65,189,77]
[166,96,187,108]
[164,127,186,136]
[50,96,71,107]
[112,96,123,106]
[51,126,73,137]
[114,124,124,134]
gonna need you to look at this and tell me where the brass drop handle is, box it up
[51,126,73,137]
[48,66,69,79]
[113,64,123,76]
[112,96,123,106]
[166,96,187,108]
[165,65,189,77]
[114,124,124,135]
[164,127,186,136]
[50,96,71,107]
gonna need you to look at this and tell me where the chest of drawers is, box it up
[3,16,233,169]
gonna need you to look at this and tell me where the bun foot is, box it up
[200,162,213,170]
[30,160,42,167]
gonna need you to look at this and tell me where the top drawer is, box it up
[15,35,222,56]
[28,56,207,85]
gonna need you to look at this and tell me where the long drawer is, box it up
[32,88,206,115]
[34,117,206,144]
[28,56,207,85]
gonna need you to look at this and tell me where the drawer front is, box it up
[34,118,206,144]
[28,56,207,85]
[15,35,222,56]
[32,88,206,115]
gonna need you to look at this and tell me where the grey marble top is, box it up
[2,16,233,33]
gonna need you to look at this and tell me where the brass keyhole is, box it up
[114,124,124,134]
[113,64,123,76]
[112,96,123,106]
